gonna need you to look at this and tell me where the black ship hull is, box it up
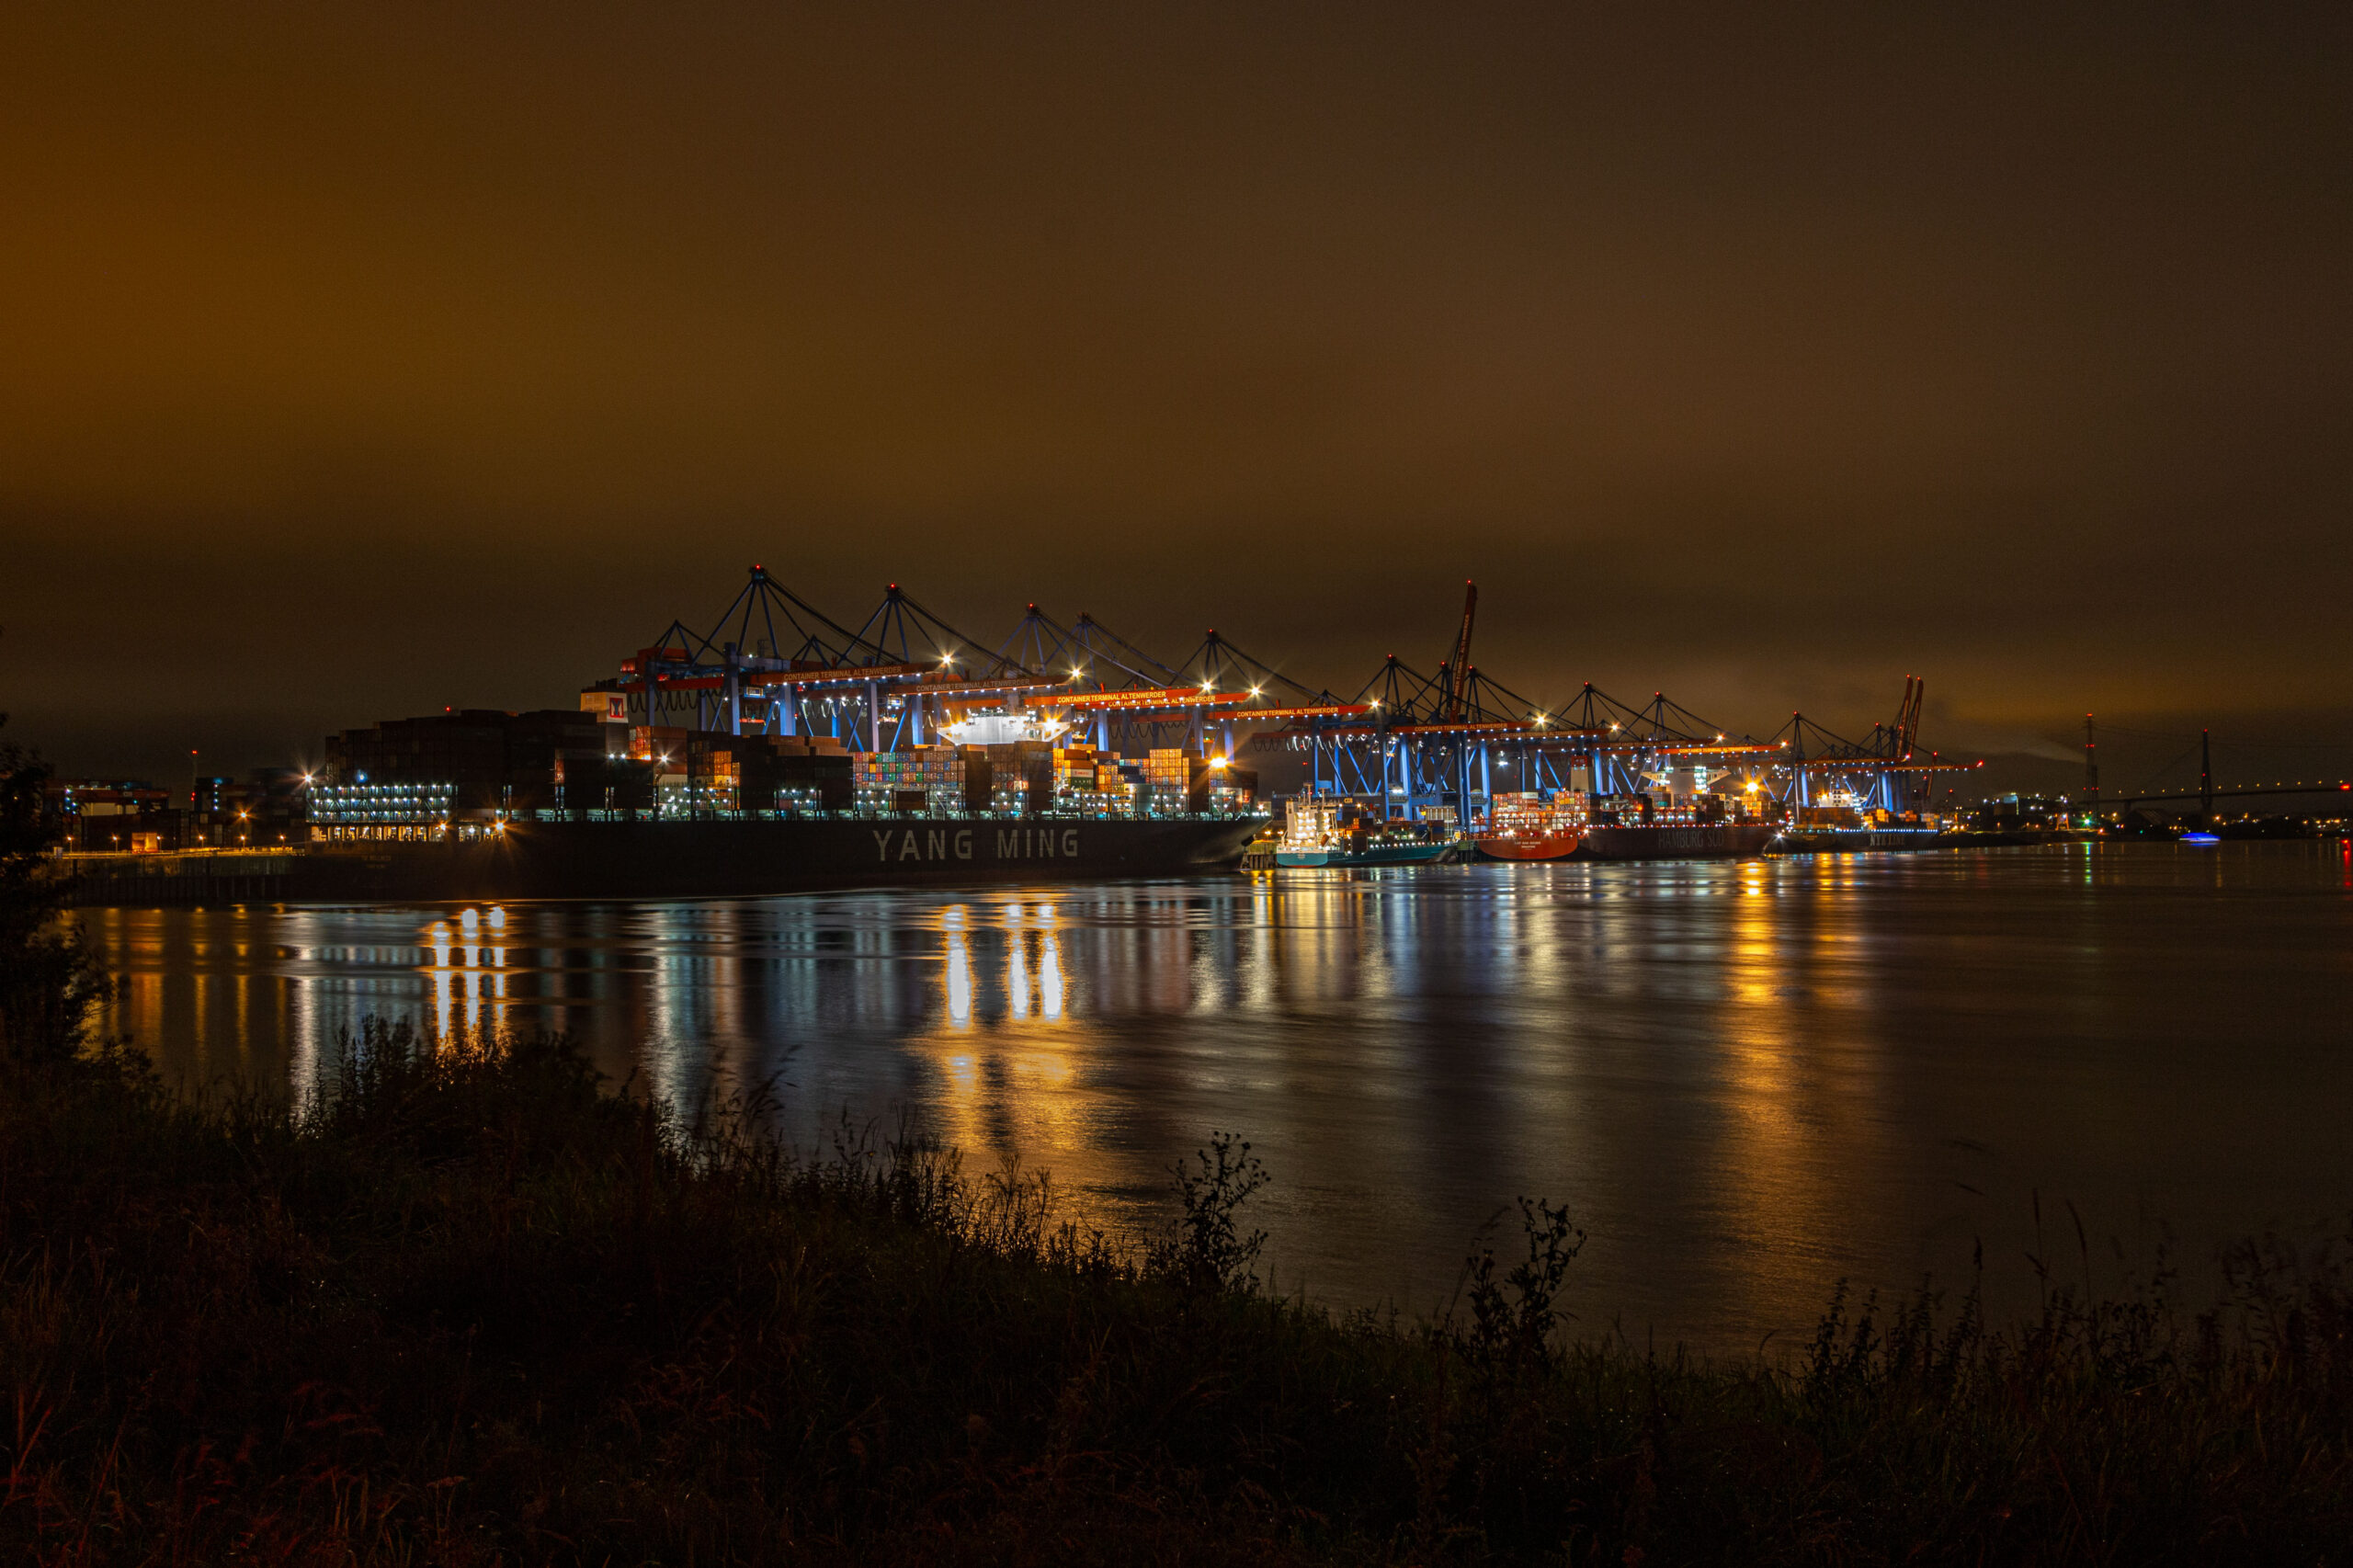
[1573,824,1777,860]
[287,816,1264,903]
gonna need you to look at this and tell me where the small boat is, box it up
[1275,836,1461,868]
[1344,839,1458,866]
[1275,798,1341,867]
[1273,798,1461,867]
[2180,831,2221,846]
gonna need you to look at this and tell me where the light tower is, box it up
[2083,714,2099,822]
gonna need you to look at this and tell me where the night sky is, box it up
[6,7,2349,793]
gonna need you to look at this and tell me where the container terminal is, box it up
[57,570,1989,903]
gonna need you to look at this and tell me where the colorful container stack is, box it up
[852,744,995,814]
[1143,747,1203,813]
[1043,744,1130,815]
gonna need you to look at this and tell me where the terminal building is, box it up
[47,769,312,852]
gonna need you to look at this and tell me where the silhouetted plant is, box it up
[0,719,111,1065]
[1154,1129,1270,1292]
[1457,1198,1585,1376]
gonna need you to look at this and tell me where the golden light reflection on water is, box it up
[70,845,2353,1351]
[424,908,513,1039]
[943,904,972,1025]
[910,894,1113,1210]
[1714,858,1838,1324]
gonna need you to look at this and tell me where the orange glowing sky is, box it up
[5,7,2348,783]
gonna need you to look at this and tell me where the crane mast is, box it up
[1440,580,1477,722]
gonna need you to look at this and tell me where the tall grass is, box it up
[2,1023,2348,1564]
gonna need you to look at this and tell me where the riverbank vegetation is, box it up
[0,1021,2348,1565]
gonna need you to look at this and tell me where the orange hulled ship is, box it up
[1473,792,1586,861]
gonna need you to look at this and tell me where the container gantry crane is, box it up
[597,566,1978,826]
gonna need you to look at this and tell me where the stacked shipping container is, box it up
[322,710,1256,829]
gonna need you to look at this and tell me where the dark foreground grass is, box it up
[3,1028,2350,1565]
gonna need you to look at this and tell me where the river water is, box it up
[78,841,2353,1354]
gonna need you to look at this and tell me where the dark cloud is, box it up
[5,6,2348,783]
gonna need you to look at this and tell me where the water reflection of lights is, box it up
[1007,902,1031,1019]
[82,854,2353,1354]
[942,905,972,1026]
[423,910,509,1036]
[1039,920,1064,1021]
[916,895,1093,1216]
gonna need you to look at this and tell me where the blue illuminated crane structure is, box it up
[604,565,1973,822]
[1761,677,1958,814]
[620,568,1063,752]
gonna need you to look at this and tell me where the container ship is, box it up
[291,813,1263,902]
[1472,793,1586,860]
[290,703,1265,903]
[1472,790,1776,862]
[1578,822,1777,858]
[1274,786,1779,871]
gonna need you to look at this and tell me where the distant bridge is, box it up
[2080,721,2351,813]
[2096,780,2350,812]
